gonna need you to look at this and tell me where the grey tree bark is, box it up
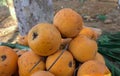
[13,0,53,36]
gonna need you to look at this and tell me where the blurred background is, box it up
[0,0,119,42]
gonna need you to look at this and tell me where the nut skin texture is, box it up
[18,51,45,76]
[17,35,28,46]
[54,8,83,38]
[0,46,18,76]
[79,27,98,40]
[28,23,62,56]
[94,52,105,64]
[77,60,111,76]
[46,50,75,76]
[69,35,98,62]
[31,71,55,76]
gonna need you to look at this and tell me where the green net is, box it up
[0,42,30,50]
[97,32,120,76]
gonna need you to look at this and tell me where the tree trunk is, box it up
[118,0,120,8]
[6,0,17,21]
[13,0,53,36]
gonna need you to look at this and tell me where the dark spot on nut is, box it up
[49,47,53,51]
[15,49,19,52]
[22,37,25,39]
[12,74,14,76]
[18,55,21,57]
[49,48,52,50]
[32,32,38,40]
[4,64,7,66]
[69,61,72,68]
[1,55,7,61]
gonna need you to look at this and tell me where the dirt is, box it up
[0,0,120,43]
[54,0,120,32]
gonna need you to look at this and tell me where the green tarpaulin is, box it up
[98,32,120,76]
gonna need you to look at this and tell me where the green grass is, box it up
[79,0,86,3]
[0,0,7,6]
[78,0,87,6]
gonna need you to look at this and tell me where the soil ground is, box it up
[0,0,120,43]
